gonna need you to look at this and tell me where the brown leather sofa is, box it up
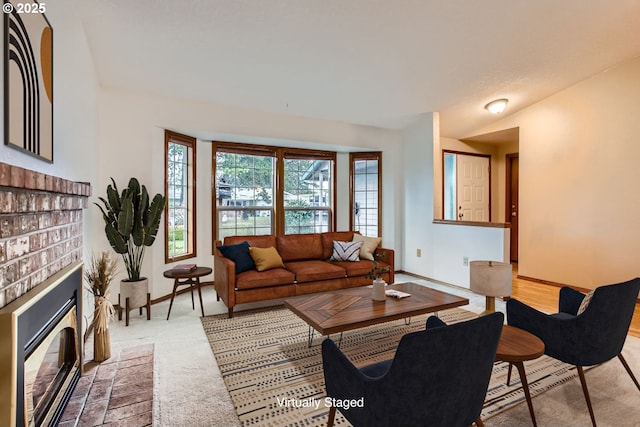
[214,231,394,317]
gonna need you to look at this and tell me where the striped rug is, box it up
[201,307,583,426]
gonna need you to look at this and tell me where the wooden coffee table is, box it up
[495,325,545,427]
[284,282,469,346]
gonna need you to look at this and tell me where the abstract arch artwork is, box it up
[4,2,53,162]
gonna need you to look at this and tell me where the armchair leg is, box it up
[474,418,485,427]
[576,366,597,427]
[618,353,640,392]
[327,406,336,427]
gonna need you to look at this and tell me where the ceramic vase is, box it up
[372,278,386,301]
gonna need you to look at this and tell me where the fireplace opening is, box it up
[0,262,83,427]
[25,305,79,426]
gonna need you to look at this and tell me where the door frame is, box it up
[505,153,519,262]
[442,150,492,221]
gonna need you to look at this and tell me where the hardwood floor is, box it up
[510,273,640,338]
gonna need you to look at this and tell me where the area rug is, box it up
[201,307,586,426]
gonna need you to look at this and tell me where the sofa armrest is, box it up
[213,241,236,313]
[374,247,395,284]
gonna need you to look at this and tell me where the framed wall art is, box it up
[3,1,53,162]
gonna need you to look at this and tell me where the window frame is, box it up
[164,130,197,263]
[281,148,336,235]
[349,152,382,237]
[212,142,337,242]
[213,143,277,240]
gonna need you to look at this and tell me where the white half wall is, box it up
[402,114,510,288]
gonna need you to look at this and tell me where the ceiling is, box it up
[75,0,640,139]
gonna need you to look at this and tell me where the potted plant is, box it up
[95,177,166,319]
[366,255,390,301]
[84,251,118,362]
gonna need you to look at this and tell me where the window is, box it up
[350,152,381,237]
[283,152,333,234]
[212,143,336,241]
[214,147,275,239]
[165,131,196,262]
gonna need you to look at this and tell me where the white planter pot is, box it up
[372,279,386,301]
[120,278,149,309]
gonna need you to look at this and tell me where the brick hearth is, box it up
[60,344,155,427]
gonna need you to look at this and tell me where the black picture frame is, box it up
[3,1,53,163]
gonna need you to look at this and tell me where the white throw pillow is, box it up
[352,234,382,261]
[330,240,363,262]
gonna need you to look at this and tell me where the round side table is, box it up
[163,266,212,320]
[495,325,545,427]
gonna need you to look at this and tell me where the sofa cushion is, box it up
[352,234,382,261]
[285,260,346,283]
[216,241,255,274]
[224,234,276,249]
[330,240,363,262]
[321,231,356,259]
[276,233,323,262]
[331,259,376,277]
[249,246,286,271]
[235,268,295,290]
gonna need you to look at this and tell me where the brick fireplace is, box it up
[0,162,91,426]
[0,162,90,308]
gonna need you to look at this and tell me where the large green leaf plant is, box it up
[95,178,166,282]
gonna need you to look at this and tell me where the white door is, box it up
[457,154,489,221]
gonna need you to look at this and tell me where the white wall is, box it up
[467,54,640,289]
[95,88,403,299]
[0,6,99,181]
[0,4,101,257]
[402,114,509,288]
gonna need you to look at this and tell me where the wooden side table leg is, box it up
[118,293,123,321]
[515,362,538,427]
[167,279,179,320]
[196,278,205,317]
[190,280,195,310]
[146,293,151,320]
[125,297,130,327]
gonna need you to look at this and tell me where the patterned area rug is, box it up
[201,307,585,426]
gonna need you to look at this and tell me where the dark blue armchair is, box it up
[507,278,640,426]
[321,312,504,427]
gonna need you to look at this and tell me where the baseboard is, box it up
[397,270,472,294]
[516,274,590,293]
[517,275,640,304]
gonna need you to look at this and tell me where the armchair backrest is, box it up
[571,278,640,364]
[370,312,503,426]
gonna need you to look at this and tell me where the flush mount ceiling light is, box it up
[484,98,509,114]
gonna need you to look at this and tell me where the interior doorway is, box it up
[443,152,491,221]
[506,154,519,262]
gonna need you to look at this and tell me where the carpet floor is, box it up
[201,306,640,426]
